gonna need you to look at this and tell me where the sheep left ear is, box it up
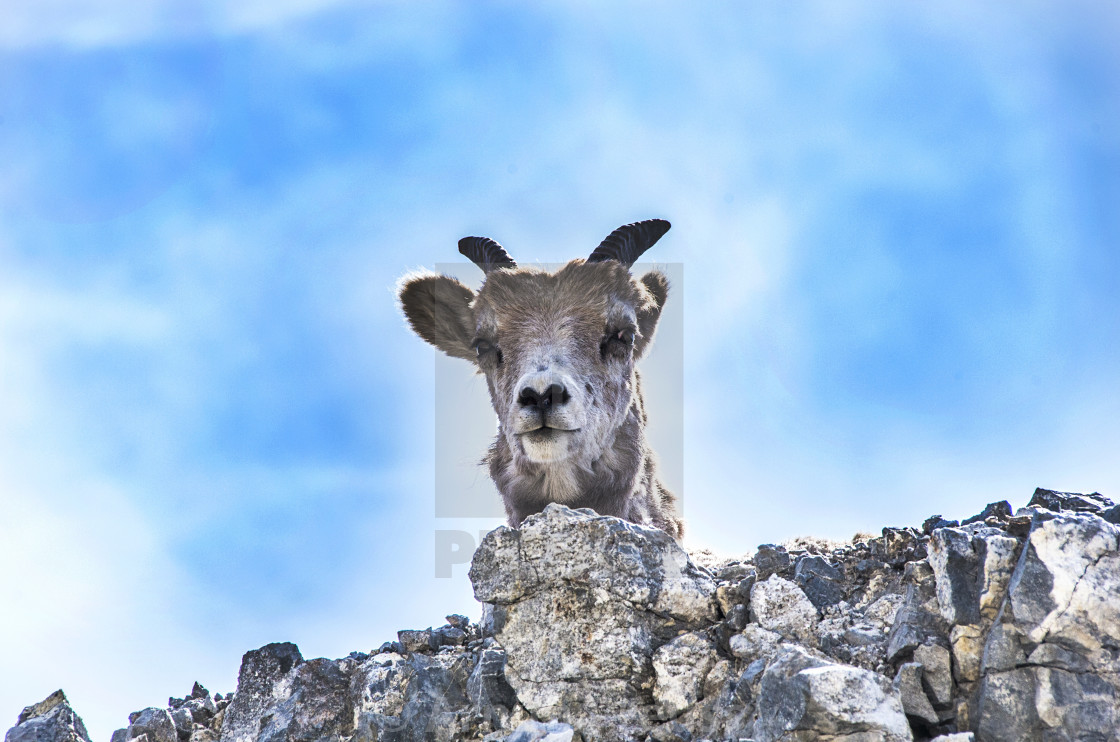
[398,273,477,361]
[634,270,668,360]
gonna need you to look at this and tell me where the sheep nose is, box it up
[518,383,570,410]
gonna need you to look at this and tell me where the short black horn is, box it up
[587,219,671,268]
[458,236,517,273]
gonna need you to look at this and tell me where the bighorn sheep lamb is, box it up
[399,219,682,539]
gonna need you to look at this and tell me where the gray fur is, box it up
[398,222,682,539]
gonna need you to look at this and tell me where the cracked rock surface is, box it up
[6,488,1119,742]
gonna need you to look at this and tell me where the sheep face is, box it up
[399,260,668,472]
[397,219,681,537]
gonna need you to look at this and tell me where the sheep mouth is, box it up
[519,427,580,441]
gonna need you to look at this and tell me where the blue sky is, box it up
[2,1,1118,737]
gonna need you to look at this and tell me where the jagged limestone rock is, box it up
[7,490,1119,742]
[728,624,783,664]
[912,644,953,708]
[470,504,717,740]
[750,575,819,646]
[1004,512,1120,650]
[975,511,1120,741]
[794,556,845,609]
[973,532,1019,621]
[470,505,717,622]
[504,720,578,742]
[755,645,911,742]
[220,643,311,742]
[928,528,981,627]
[5,692,91,742]
[894,662,938,725]
[127,710,176,742]
[651,632,719,720]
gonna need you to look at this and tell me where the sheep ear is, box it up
[634,270,668,360]
[398,273,476,361]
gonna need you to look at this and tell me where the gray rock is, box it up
[961,500,1012,525]
[1101,503,1120,525]
[720,603,749,632]
[469,504,717,740]
[648,720,692,742]
[728,625,783,664]
[880,526,927,566]
[736,570,758,603]
[652,632,718,720]
[713,583,740,617]
[750,575,818,645]
[793,555,845,609]
[976,668,1040,741]
[128,710,176,742]
[928,528,981,626]
[432,625,468,648]
[505,720,577,742]
[887,583,949,662]
[1026,487,1113,513]
[753,544,791,580]
[975,510,1120,740]
[219,643,355,742]
[667,658,753,741]
[842,624,883,647]
[1003,512,1120,651]
[467,648,517,718]
[351,651,477,740]
[755,646,911,742]
[978,622,1025,674]
[11,488,1120,742]
[397,628,433,654]
[950,624,984,684]
[445,614,470,628]
[183,697,217,724]
[894,662,939,725]
[912,643,953,708]
[1033,667,1117,737]
[1025,641,1090,673]
[922,515,960,535]
[170,707,193,733]
[5,692,91,742]
[974,532,1019,621]
[470,505,716,622]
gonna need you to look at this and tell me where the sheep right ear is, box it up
[398,273,476,361]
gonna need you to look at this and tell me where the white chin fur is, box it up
[519,429,575,463]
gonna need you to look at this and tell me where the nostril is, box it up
[518,387,540,408]
[543,383,569,408]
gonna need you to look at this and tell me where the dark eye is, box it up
[600,328,635,360]
[472,338,502,365]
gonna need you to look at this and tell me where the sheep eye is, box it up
[600,327,635,360]
[472,339,501,364]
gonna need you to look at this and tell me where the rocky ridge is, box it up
[6,488,1119,742]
